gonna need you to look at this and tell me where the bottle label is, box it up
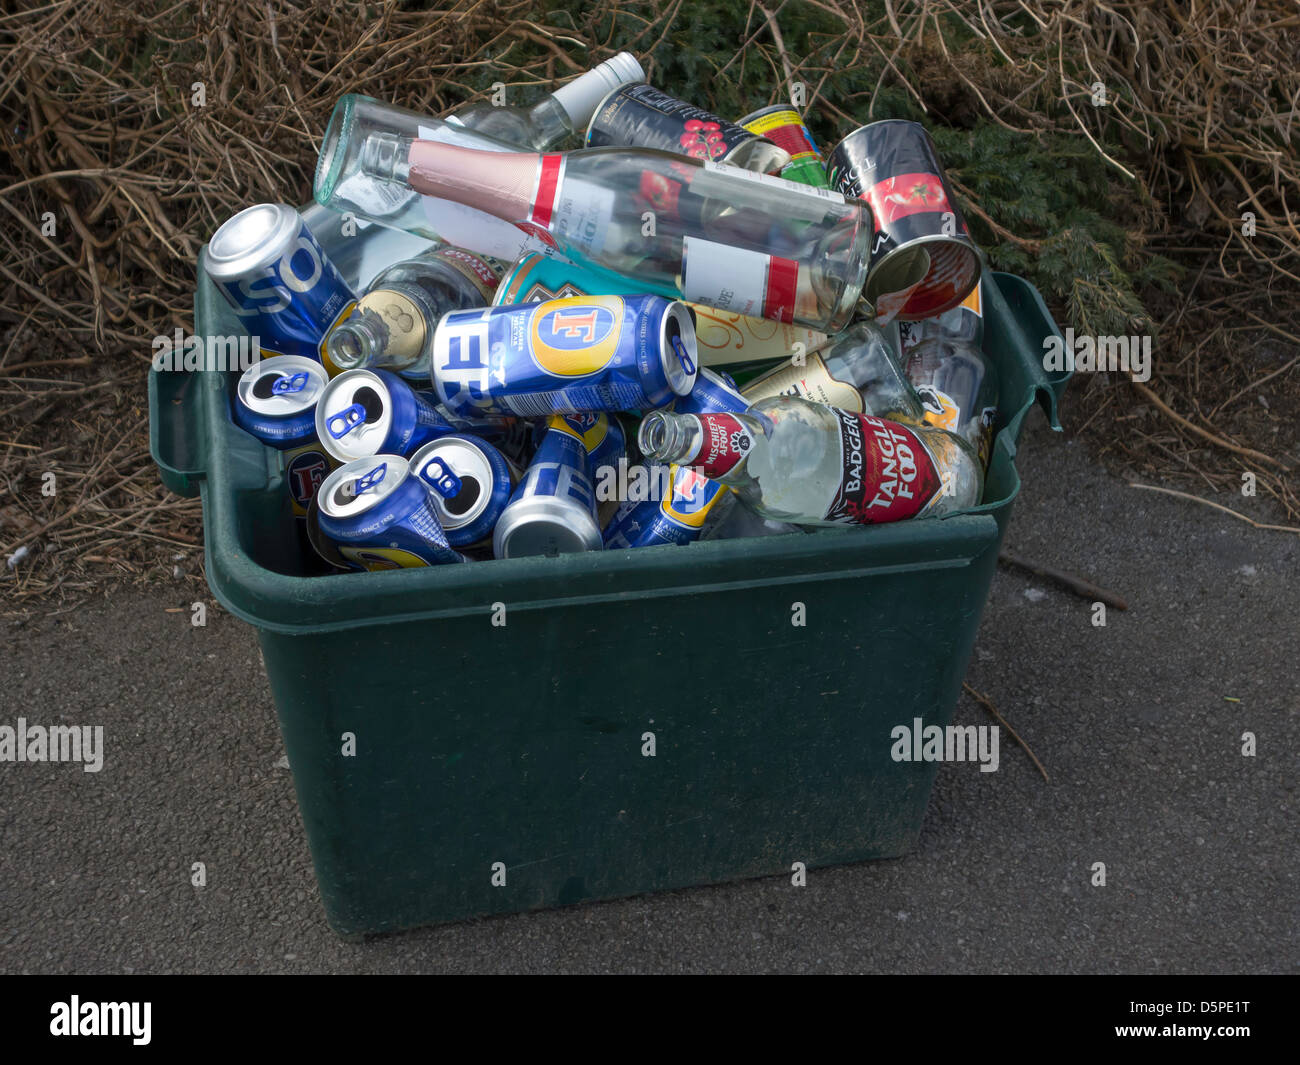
[689,413,755,478]
[825,409,941,524]
[681,237,799,324]
[431,247,504,302]
[741,352,863,412]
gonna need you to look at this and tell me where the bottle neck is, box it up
[327,308,392,371]
[524,96,573,150]
[638,411,701,467]
[359,132,414,186]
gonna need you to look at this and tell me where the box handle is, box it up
[987,271,1069,443]
[148,365,206,498]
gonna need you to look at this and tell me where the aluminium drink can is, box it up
[204,203,357,372]
[493,416,603,558]
[408,435,518,549]
[431,294,698,418]
[316,369,464,462]
[316,455,465,570]
[232,355,337,518]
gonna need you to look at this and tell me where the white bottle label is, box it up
[681,237,799,324]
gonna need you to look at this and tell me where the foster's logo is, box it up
[529,296,623,377]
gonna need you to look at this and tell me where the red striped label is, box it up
[762,256,799,324]
[530,154,564,229]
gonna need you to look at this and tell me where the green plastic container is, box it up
[150,207,1068,937]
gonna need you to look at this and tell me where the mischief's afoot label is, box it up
[826,409,941,523]
[689,412,755,478]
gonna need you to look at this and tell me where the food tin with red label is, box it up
[826,120,980,323]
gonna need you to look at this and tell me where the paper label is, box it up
[825,409,941,524]
[741,352,864,412]
[682,237,798,324]
[688,412,755,479]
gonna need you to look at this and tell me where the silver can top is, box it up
[317,455,410,521]
[236,356,329,416]
[409,436,496,534]
[659,300,698,399]
[206,203,301,281]
[316,369,395,462]
[492,496,603,559]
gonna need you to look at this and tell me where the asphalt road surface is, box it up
[2,414,1296,973]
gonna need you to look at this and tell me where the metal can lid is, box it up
[236,356,329,416]
[409,436,497,531]
[206,203,301,281]
[492,496,603,558]
[659,300,699,398]
[317,455,410,520]
[316,369,395,461]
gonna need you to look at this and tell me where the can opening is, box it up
[443,477,480,517]
[353,386,385,423]
[252,374,281,400]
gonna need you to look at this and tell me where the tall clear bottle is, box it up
[739,322,925,424]
[638,395,981,526]
[353,138,872,332]
[447,52,644,150]
[326,246,505,382]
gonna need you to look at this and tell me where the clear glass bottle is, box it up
[446,52,644,150]
[326,246,505,381]
[354,138,871,333]
[904,335,1000,468]
[638,395,981,525]
[740,322,925,423]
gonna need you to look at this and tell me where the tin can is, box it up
[493,418,603,558]
[585,84,790,174]
[204,203,357,371]
[826,120,980,323]
[232,356,338,517]
[408,435,518,549]
[305,493,361,571]
[494,253,827,368]
[316,369,460,462]
[316,455,466,569]
[603,465,731,549]
[670,366,747,416]
[432,294,698,418]
[738,105,830,189]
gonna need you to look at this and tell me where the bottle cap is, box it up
[551,52,645,127]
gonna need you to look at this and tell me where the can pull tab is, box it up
[671,335,696,375]
[418,457,462,499]
[326,403,367,439]
[271,371,309,396]
[352,462,388,496]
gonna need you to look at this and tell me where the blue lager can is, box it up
[605,368,745,548]
[670,366,746,416]
[232,355,337,518]
[431,294,698,418]
[316,455,465,570]
[603,464,731,549]
[316,369,467,462]
[493,416,603,558]
[532,413,626,474]
[204,203,357,372]
[409,435,518,549]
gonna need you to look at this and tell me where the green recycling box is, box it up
[149,204,1068,938]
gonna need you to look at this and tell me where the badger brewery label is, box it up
[825,409,942,523]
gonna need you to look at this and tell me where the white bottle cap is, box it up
[551,52,645,127]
